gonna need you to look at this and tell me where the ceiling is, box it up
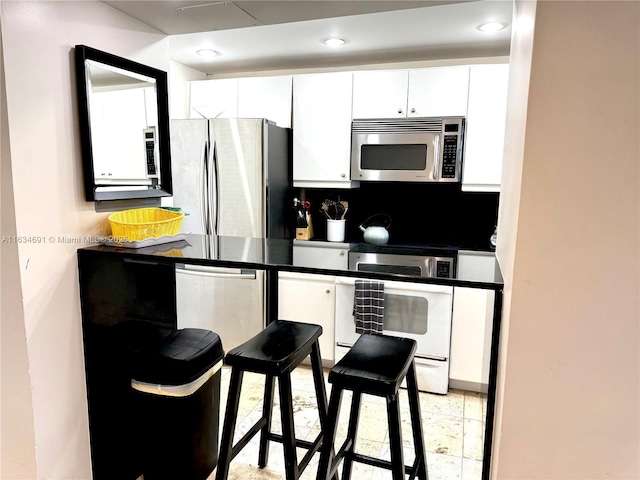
[103,0,513,75]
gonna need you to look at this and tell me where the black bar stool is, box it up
[215,320,336,480]
[316,333,428,480]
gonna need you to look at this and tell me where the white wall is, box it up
[0,1,168,477]
[495,1,639,477]
[0,18,38,479]
[169,59,207,119]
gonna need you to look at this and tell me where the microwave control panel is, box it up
[144,127,159,178]
[440,119,464,181]
[441,135,459,179]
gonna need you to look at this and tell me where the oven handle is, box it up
[335,276,452,294]
[336,342,446,362]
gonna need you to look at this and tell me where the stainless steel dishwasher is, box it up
[175,263,265,352]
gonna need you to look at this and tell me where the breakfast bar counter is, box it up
[77,234,503,480]
[80,234,503,288]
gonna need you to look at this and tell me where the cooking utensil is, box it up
[322,198,349,220]
[339,201,348,220]
[319,206,331,219]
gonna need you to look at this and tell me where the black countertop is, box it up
[79,234,503,290]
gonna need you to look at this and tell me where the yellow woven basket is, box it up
[108,208,185,242]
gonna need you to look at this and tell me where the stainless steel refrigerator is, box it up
[170,118,291,350]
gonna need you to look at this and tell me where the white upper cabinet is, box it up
[237,76,292,128]
[352,66,470,119]
[463,64,510,192]
[407,66,470,117]
[188,76,292,127]
[352,70,409,118]
[189,78,238,119]
[292,72,357,188]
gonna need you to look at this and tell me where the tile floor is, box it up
[209,364,486,480]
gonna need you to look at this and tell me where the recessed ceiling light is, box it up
[477,22,506,33]
[197,49,221,57]
[321,37,348,47]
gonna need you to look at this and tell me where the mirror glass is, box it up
[75,45,172,202]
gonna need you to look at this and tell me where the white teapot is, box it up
[358,214,392,245]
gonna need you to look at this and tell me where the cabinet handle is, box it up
[341,173,346,178]
[397,108,403,114]
[339,252,345,257]
[123,258,160,266]
[410,107,416,113]
[325,289,331,294]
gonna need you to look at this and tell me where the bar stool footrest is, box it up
[350,452,419,476]
[228,417,268,463]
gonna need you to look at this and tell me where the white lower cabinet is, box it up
[450,287,495,393]
[278,272,336,364]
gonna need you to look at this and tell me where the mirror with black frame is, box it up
[75,45,172,202]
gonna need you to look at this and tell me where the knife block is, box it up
[295,216,314,241]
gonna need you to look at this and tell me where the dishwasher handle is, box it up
[175,264,257,280]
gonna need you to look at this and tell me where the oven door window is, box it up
[361,144,427,171]
[383,293,428,335]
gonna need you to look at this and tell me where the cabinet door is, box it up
[278,274,336,363]
[293,72,355,187]
[352,70,409,119]
[462,64,509,192]
[293,245,349,270]
[78,253,177,479]
[407,66,470,117]
[189,78,238,119]
[238,76,293,128]
[90,88,152,183]
[450,287,494,392]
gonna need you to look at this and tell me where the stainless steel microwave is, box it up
[351,117,465,182]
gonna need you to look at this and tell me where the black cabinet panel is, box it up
[78,253,177,480]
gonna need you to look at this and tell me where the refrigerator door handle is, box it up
[176,264,257,280]
[199,140,209,234]
[210,140,220,236]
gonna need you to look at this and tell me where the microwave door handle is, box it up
[433,136,440,181]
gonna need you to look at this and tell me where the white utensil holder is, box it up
[327,219,346,242]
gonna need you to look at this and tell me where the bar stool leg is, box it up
[386,392,406,480]
[316,386,343,480]
[309,342,340,480]
[341,391,362,480]
[309,342,329,427]
[215,368,244,480]
[278,372,299,480]
[258,375,276,467]
[406,361,428,480]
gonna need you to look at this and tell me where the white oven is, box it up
[335,277,453,394]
